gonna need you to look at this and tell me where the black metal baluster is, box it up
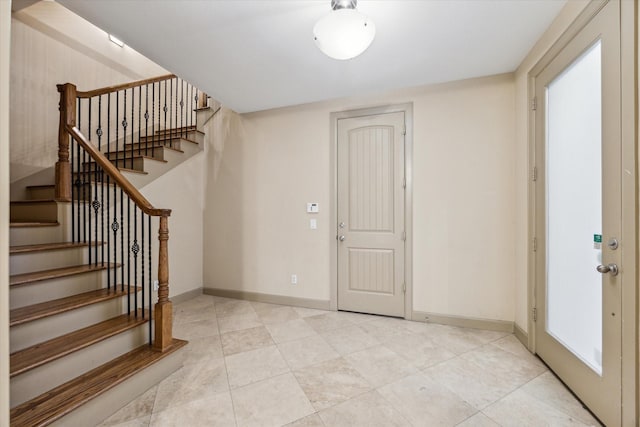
[82,101,87,244]
[112,180,118,292]
[75,98,81,243]
[88,98,93,265]
[148,214,152,344]
[163,79,168,147]
[127,194,131,315]
[152,82,156,158]
[141,209,145,319]
[174,77,178,147]
[188,84,192,133]
[107,93,112,162]
[138,86,142,163]
[169,78,173,147]
[145,84,149,157]
[122,89,127,171]
[107,93,111,289]
[133,205,139,317]
[97,95,104,267]
[120,187,124,293]
[180,79,184,139]
[116,91,119,171]
[131,87,134,169]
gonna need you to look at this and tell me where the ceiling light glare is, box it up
[313,2,375,60]
[109,34,125,48]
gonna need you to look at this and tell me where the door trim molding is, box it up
[527,1,637,423]
[329,103,414,319]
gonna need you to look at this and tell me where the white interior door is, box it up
[337,111,405,317]
[534,2,621,425]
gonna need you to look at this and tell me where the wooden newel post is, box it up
[56,83,76,202]
[154,214,173,351]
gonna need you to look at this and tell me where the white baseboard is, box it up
[411,310,514,333]
[202,287,331,311]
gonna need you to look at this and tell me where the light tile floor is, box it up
[99,294,601,427]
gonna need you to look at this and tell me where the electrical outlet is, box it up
[291,274,298,285]
[153,280,159,291]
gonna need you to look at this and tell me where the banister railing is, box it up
[55,74,206,352]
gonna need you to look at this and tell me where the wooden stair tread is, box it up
[10,287,140,326]
[155,124,197,132]
[74,168,148,176]
[10,199,57,205]
[108,144,186,154]
[10,263,118,287]
[138,135,199,144]
[85,154,167,164]
[25,184,55,189]
[9,241,102,255]
[10,221,59,228]
[10,309,149,377]
[10,338,187,427]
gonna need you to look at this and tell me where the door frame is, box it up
[329,103,413,319]
[526,0,637,423]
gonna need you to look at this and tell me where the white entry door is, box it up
[534,1,622,425]
[337,111,405,317]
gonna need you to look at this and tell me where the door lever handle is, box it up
[596,263,618,276]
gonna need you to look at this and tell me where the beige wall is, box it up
[1,1,11,424]
[10,1,166,182]
[204,73,517,322]
[140,152,205,298]
[513,0,590,333]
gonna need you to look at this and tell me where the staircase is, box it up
[6,74,210,426]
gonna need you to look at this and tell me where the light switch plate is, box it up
[310,219,317,229]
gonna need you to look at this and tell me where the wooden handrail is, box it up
[57,80,175,352]
[76,74,176,98]
[65,125,171,217]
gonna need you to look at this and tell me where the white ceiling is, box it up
[57,0,566,113]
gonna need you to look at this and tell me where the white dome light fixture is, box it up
[313,0,376,60]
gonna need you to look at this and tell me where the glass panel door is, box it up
[534,2,621,425]
[546,41,602,375]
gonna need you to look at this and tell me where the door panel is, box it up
[534,1,621,425]
[337,111,405,317]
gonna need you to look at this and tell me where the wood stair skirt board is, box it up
[10,339,187,427]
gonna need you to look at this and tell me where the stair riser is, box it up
[10,296,141,352]
[10,268,119,308]
[27,187,55,200]
[83,158,145,173]
[10,202,58,222]
[106,148,166,162]
[141,129,203,144]
[10,246,90,275]
[10,225,63,247]
[10,323,150,407]
[51,347,185,427]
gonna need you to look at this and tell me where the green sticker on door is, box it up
[594,234,602,249]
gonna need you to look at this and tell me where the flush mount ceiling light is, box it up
[313,0,376,60]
